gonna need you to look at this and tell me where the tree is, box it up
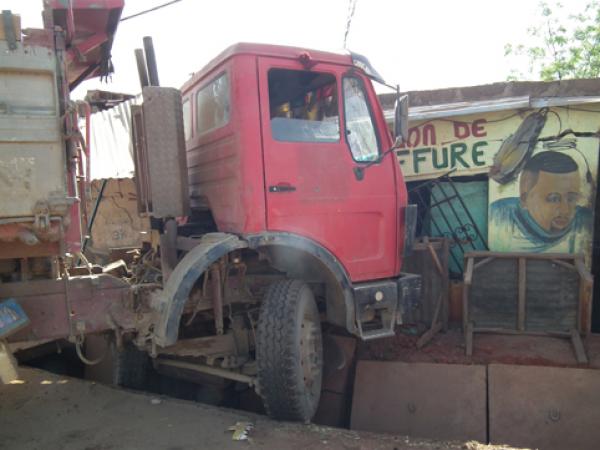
[505,1,600,81]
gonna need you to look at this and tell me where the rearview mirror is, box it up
[394,94,409,148]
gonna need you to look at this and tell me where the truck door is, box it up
[258,57,398,282]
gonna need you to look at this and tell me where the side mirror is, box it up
[394,94,409,148]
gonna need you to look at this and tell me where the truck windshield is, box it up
[343,76,380,162]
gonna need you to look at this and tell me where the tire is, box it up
[256,279,323,422]
[112,342,149,390]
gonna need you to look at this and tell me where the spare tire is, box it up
[256,279,323,422]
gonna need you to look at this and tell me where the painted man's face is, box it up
[522,170,581,232]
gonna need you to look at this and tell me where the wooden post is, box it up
[570,329,589,365]
[465,322,474,357]
[517,257,526,331]
[575,256,593,335]
[462,256,474,333]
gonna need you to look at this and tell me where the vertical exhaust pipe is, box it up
[134,48,149,88]
[143,36,160,86]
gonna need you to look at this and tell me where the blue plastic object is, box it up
[0,298,29,339]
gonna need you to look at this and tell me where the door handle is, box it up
[269,183,296,193]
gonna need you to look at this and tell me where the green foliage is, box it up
[506,1,600,80]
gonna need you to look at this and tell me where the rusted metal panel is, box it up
[0,242,60,259]
[0,41,66,220]
[489,364,600,450]
[350,361,486,442]
[133,87,189,218]
[1,275,133,343]
[158,334,236,358]
[379,79,600,111]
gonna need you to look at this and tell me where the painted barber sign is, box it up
[397,106,598,266]
[488,109,597,265]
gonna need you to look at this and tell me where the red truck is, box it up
[131,43,419,421]
[1,1,419,422]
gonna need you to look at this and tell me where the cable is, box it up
[120,0,183,22]
[343,0,358,49]
[557,105,600,114]
[75,333,107,365]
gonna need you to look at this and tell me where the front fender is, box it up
[153,232,247,347]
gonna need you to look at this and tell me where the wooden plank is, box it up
[416,322,443,349]
[462,282,469,332]
[441,238,450,331]
[575,256,593,335]
[463,257,474,285]
[550,259,576,271]
[473,328,571,338]
[575,256,593,284]
[465,251,578,260]
[465,322,474,356]
[570,329,589,364]
[517,257,526,331]
[426,243,444,276]
[411,239,443,251]
[473,256,494,271]
[417,290,444,349]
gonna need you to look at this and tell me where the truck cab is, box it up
[130,43,419,422]
[180,44,409,281]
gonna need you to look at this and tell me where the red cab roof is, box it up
[181,43,354,93]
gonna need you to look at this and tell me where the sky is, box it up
[5,0,593,98]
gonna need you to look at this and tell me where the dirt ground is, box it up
[0,367,522,450]
[357,327,600,368]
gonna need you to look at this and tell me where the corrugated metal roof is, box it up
[383,95,600,121]
[81,96,140,180]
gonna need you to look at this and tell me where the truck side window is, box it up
[182,98,191,141]
[268,69,339,143]
[196,72,230,135]
[343,77,380,162]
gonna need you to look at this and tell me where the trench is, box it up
[20,340,269,415]
[18,332,357,430]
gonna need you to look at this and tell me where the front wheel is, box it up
[256,279,323,422]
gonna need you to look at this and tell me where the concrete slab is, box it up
[489,364,600,450]
[350,361,487,442]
